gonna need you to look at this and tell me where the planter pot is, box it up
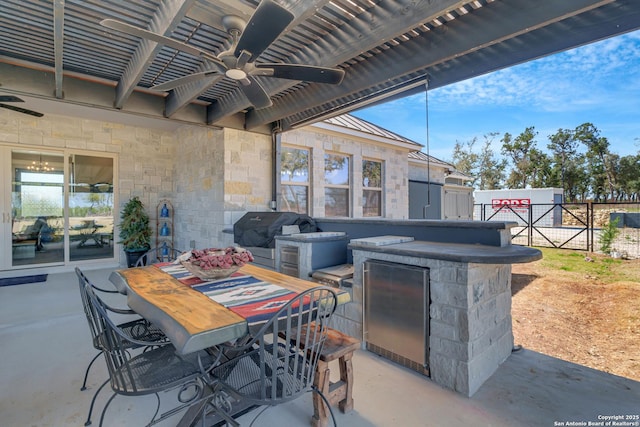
[125,249,148,268]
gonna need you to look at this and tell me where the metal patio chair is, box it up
[134,245,184,267]
[81,276,215,427]
[205,286,339,426]
[75,267,168,425]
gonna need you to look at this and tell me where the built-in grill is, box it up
[233,212,317,269]
[311,263,354,288]
[234,212,317,248]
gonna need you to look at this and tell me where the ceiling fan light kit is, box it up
[100,0,344,110]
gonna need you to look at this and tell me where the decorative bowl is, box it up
[177,246,253,280]
[181,261,239,280]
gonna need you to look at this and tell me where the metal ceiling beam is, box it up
[53,0,64,99]
[165,0,332,118]
[0,61,213,127]
[113,0,196,109]
[281,0,640,130]
[207,0,472,125]
[373,0,640,116]
[244,0,617,130]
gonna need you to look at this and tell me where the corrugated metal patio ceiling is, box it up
[0,0,639,134]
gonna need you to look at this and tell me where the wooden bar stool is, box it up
[312,328,360,427]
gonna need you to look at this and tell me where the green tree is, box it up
[564,154,590,202]
[477,134,506,190]
[501,127,538,189]
[618,154,640,201]
[547,128,578,201]
[604,153,622,201]
[451,138,479,187]
[574,123,614,201]
[599,217,621,255]
[528,148,553,188]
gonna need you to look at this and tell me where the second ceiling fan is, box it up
[0,96,43,117]
[101,0,345,110]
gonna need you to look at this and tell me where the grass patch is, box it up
[535,247,639,284]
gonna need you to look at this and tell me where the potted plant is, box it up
[118,196,152,267]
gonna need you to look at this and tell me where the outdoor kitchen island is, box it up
[312,218,541,397]
[349,236,542,396]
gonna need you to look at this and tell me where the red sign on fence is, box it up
[491,198,531,209]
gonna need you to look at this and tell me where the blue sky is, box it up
[352,29,640,162]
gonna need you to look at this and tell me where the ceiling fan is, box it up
[101,0,345,109]
[0,96,44,117]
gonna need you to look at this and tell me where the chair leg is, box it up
[312,361,331,427]
[312,385,337,427]
[98,392,117,427]
[81,352,103,391]
[337,353,354,413]
[85,379,108,426]
[146,393,161,427]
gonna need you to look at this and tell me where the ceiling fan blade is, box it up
[0,95,24,102]
[0,103,44,117]
[100,19,223,65]
[238,76,272,109]
[234,0,294,62]
[151,71,223,91]
[255,64,345,84]
[235,50,252,70]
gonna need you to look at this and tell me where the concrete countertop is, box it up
[315,217,518,230]
[275,232,348,242]
[349,240,542,264]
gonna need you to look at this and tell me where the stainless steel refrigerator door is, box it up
[364,260,429,366]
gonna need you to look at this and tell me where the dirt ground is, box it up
[511,256,640,382]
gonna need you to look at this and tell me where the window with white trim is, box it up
[362,159,383,217]
[324,153,350,217]
[279,146,310,214]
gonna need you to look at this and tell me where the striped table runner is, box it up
[155,263,298,325]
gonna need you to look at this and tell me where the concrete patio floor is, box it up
[1,267,638,427]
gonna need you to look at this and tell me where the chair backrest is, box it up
[75,267,103,351]
[215,286,338,406]
[134,246,183,267]
[80,277,149,394]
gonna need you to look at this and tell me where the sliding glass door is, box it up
[2,147,115,270]
[68,154,115,262]
[10,150,65,266]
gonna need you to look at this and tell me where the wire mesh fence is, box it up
[474,202,640,259]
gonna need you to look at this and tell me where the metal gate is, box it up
[475,202,591,251]
[474,201,640,258]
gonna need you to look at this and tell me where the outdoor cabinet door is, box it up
[364,259,429,367]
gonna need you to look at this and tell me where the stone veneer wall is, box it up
[173,126,225,251]
[408,160,446,183]
[173,127,273,250]
[0,109,178,266]
[283,127,411,218]
[1,109,277,263]
[1,108,428,264]
[346,249,514,397]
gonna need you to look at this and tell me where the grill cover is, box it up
[233,212,317,248]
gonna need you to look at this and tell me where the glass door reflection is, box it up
[69,154,114,261]
[11,151,65,266]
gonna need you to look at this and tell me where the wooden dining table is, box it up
[108,263,350,355]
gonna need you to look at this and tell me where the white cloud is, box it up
[429,30,640,112]
[354,30,640,157]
